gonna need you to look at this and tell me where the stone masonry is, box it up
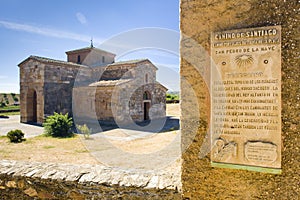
[0,160,181,199]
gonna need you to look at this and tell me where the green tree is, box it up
[0,100,6,108]
[13,96,19,102]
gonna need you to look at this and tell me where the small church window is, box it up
[77,55,81,64]
[143,91,151,100]
[106,102,111,110]
[145,74,148,83]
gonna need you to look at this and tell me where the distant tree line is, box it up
[166,92,180,103]
[0,93,19,108]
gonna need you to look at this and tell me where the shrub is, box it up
[0,101,5,107]
[76,124,91,139]
[7,129,25,143]
[13,96,19,102]
[43,112,73,138]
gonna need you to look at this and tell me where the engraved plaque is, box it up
[211,26,281,170]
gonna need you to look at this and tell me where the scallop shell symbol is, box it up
[235,54,254,68]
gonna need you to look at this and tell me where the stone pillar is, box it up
[180,0,299,199]
[19,86,28,123]
[36,89,44,124]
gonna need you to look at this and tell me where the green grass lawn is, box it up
[0,111,20,116]
[166,93,179,101]
[0,105,20,116]
[0,105,20,111]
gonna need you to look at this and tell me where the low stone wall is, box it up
[0,160,181,199]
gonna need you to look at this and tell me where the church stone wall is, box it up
[19,60,45,124]
[180,0,299,199]
[67,49,91,64]
[43,64,81,117]
[67,49,115,67]
[129,83,167,122]
[95,87,114,121]
[100,66,134,80]
[135,62,157,84]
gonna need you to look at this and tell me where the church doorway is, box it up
[27,89,37,123]
[144,102,150,120]
[143,91,151,121]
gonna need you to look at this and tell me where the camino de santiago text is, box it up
[213,27,280,48]
[214,28,278,40]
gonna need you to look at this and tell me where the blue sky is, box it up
[0,0,179,93]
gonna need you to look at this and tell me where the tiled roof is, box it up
[19,54,157,70]
[89,79,133,87]
[108,59,158,70]
[19,55,89,68]
[109,59,148,66]
[65,47,92,53]
[65,47,116,56]
[155,81,168,91]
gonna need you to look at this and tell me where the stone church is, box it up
[19,45,167,124]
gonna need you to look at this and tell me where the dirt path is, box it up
[0,115,43,138]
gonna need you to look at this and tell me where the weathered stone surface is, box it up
[0,160,181,199]
[24,187,38,197]
[181,0,299,199]
[6,180,17,188]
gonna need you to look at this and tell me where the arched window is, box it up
[143,91,151,100]
[145,74,148,83]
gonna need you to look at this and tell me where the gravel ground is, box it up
[0,115,43,138]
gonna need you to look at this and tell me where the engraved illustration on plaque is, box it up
[235,55,254,68]
[212,138,237,162]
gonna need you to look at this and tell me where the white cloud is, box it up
[0,20,100,43]
[76,12,87,25]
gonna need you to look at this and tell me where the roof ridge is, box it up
[89,79,133,87]
[109,59,149,66]
[27,55,89,68]
[65,46,116,56]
